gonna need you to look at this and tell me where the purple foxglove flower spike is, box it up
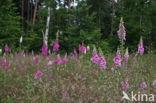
[117,18,126,41]
[123,48,129,63]
[46,61,52,67]
[99,56,106,70]
[63,54,67,65]
[42,41,47,56]
[138,37,144,56]
[55,55,62,65]
[113,52,122,67]
[74,50,78,57]
[91,51,100,65]
[5,44,10,52]
[86,46,90,51]
[35,57,39,64]
[32,50,34,55]
[2,58,6,69]
[20,50,24,56]
[122,80,129,91]
[35,70,43,79]
[53,38,60,51]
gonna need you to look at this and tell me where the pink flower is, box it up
[20,50,24,55]
[79,43,86,53]
[133,52,138,62]
[113,53,122,67]
[35,57,39,64]
[99,56,106,70]
[124,54,129,63]
[53,38,60,51]
[35,70,43,79]
[62,89,69,99]
[42,41,47,56]
[140,82,147,89]
[5,44,10,52]
[32,50,34,55]
[63,55,67,65]
[55,55,62,65]
[74,50,78,57]
[15,52,18,56]
[138,43,144,56]
[2,58,6,69]
[95,71,98,76]
[122,80,129,91]
[138,37,144,56]
[48,50,51,54]
[91,51,100,65]
[117,24,126,41]
[86,46,90,51]
[72,55,75,59]
[7,67,11,73]
[46,61,52,67]
[152,80,156,88]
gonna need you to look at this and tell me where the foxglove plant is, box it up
[122,80,129,91]
[113,52,122,67]
[99,56,106,70]
[74,49,78,57]
[138,37,144,56]
[35,70,43,79]
[63,54,67,65]
[95,71,98,76]
[32,50,34,55]
[91,51,100,65]
[140,82,147,89]
[86,46,90,51]
[2,58,6,69]
[123,47,129,64]
[48,50,51,54]
[46,61,52,67]
[35,57,39,64]
[98,48,106,70]
[7,67,11,73]
[55,54,62,65]
[5,44,10,52]
[79,43,86,54]
[62,89,69,99]
[42,41,47,56]
[117,17,126,58]
[53,38,60,51]
[152,80,156,88]
[20,50,24,56]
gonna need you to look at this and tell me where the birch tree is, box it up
[44,6,51,49]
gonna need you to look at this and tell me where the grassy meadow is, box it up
[0,52,156,103]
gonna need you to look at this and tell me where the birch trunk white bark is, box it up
[44,6,50,49]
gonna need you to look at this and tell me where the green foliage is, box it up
[0,0,23,50]
[0,0,155,53]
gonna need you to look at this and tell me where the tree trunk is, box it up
[68,0,71,24]
[27,0,30,34]
[21,0,24,29]
[44,7,51,49]
[33,0,38,24]
[30,0,33,21]
[111,0,114,35]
